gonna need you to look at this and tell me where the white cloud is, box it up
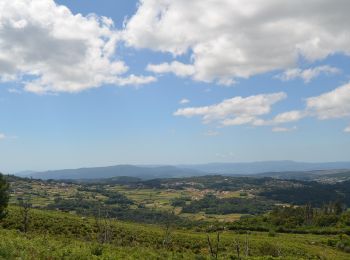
[265,82,350,127]
[271,110,305,124]
[0,0,154,94]
[306,83,350,120]
[272,126,297,132]
[174,92,286,126]
[278,66,340,83]
[0,133,6,139]
[345,126,350,133]
[175,81,350,131]
[222,116,257,126]
[123,0,350,84]
[146,61,195,78]
[238,110,305,127]
[179,98,190,105]
[114,74,156,86]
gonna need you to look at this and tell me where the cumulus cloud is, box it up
[179,98,190,105]
[264,82,350,128]
[123,0,350,85]
[174,82,350,131]
[0,0,155,94]
[271,110,305,124]
[272,126,297,132]
[240,110,305,127]
[174,92,286,126]
[345,126,350,133]
[114,74,156,86]
[0,133,5,139]
[146,61,195,78]
[306,83,350,120]
[278,66,340,83]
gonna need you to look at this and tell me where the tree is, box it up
[233,237,241,259]
[18,196,32,233]
[0,173,9,220]
[232,235,250,259]
[207,232,221,259]
[162,206,176,249]
[95,208,113,244]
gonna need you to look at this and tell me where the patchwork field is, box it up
[9,177,252,222]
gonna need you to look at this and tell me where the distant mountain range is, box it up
[13,160,350,180]
[20,165,203,180]
[253,169,350,181]
[178,161,350,175]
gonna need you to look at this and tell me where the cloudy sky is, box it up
[1,0,350,172]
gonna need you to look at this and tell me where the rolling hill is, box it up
[14,160,350,181]
[23,165,203,180]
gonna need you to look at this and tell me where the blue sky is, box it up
[1,0,350,172]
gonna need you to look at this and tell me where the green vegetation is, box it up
[0,228,197,259]
[260,180,350,206]
[1,206,350,259]
[2,174,350,259]
[0,173,9,219]
[45,197,198,227]
[182,194,275,215]
[229,203,350,236]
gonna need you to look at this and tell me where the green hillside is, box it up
[2,174,350,259]
[0,206,350,259]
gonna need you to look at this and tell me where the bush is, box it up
[90,244,103,256]
[314,215,339,227]
[340,211,350,226]
[268,229,276,237]
[258,242,280,257]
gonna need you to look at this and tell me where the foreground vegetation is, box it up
[1,206,350,259]
[2,173,350,259]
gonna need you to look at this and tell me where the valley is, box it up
[2,170,350,259]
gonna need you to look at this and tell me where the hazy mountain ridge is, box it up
[179,161,350,174]
[15,161,350,180]
[23,165,203,180]
[252,169,350,181]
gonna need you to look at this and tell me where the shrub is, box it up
[258,242,280,257]
[268,229,276,237]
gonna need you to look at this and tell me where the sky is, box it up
[1,0,350,172]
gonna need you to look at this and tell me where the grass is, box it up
[0,228,198,260]
[1,206,349,259]
[180,212,242,222]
